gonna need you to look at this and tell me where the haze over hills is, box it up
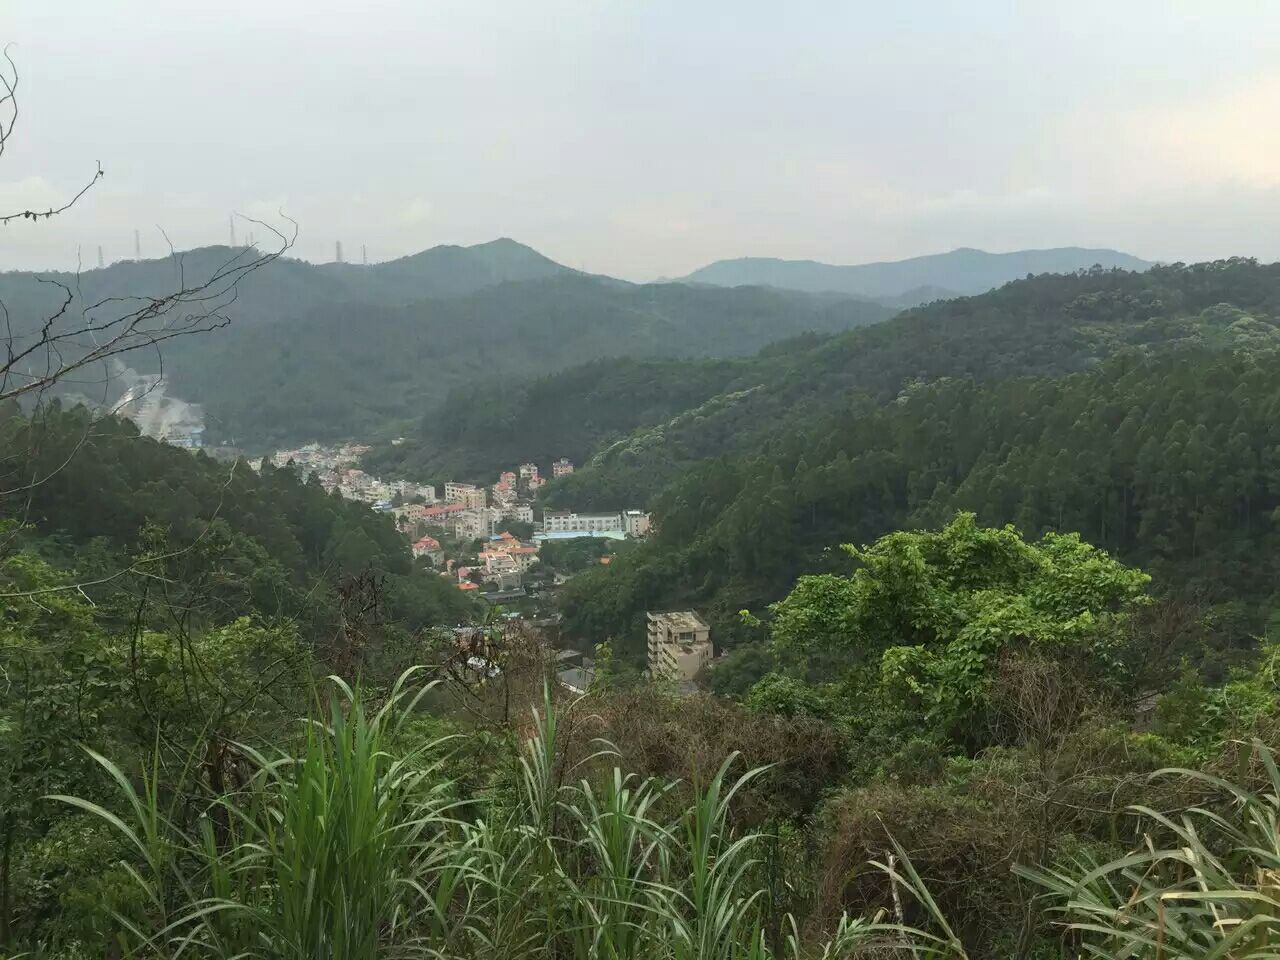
[680,246,1154,303]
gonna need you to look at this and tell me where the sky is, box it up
[4,0,1280,279]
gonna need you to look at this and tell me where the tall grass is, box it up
[52,674,934,960]
[1017,739,1280,959]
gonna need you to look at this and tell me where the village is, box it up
[266,442,651,600]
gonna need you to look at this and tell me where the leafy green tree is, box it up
[767,513,1150,746]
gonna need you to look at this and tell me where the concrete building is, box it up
[552,458,574,478]
[543,510,625,535]
[453,506,496,545]
[623,510,652,537]
[501,503,534,524]
[412,535,444,564]
[422,502,469,525]
[444,482,487,510]
[647,611,713,684]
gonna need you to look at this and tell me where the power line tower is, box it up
[97,245,104,269]
[134,229,141,260]
[229,215,237,248]
[335,240,344,264]
[362,244,368,266]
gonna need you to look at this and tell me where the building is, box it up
[552,458,574,478]
[542,510,625,535]
[501,502,534,524]
[454,509,492,541]
[444,482,487,510]
[481,532,541,573]
[394,481,436,503]
[518,463,540,482]
[623,510,651,537]
[411,535,443,563]
[422,502,469,523]
[647,611,713,684]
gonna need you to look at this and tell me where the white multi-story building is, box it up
[542,510,625,535]
[552,458,574,478]
[502,503,534,524]
[647,611,712,684]
[541,509,650,537]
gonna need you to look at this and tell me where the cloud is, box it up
[1054,73,1280,196]
[0,175,68,216]
[398,198,433,226]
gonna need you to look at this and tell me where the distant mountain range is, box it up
[0,237,577,329]
[0,240,893,447]
[0,238,1158,448]
[678,246,1154,304]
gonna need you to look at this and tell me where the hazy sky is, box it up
[4,1,1280,278]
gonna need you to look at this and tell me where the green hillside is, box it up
[166,276,891,447]
[546,260,1280,659]
[547,259,1280,510]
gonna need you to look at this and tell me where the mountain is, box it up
[524,258,1280,654]
[546,259,1280,513]
[163,274,893,448]
[0,237,578,331]
[680,246,1154,303]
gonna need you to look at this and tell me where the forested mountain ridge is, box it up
[546,259,1280,510]
[0,237,576,330]
[546,260,1280,660]
[168,275,892,447]
[680,245,1153,301]
[561,347,1280,669]
[0,403,473,634]
[365,329,838,482]
[1,240,893,449]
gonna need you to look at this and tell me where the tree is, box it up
[767,513,1151,747]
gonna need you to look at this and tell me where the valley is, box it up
[6,10,1280,955]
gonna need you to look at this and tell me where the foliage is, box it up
[164,275,889,448]
[1019,739,1280,959]
[59,679,916,960]
[562,347,1280,663]
[766,514,1150,742]
[0,405,474,635]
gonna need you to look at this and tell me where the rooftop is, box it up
[534,530,626,541]
[647,610,710,632]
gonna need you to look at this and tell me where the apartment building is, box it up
[646,611,712,684]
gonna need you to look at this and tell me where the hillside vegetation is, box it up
[549,260,1280,658]
[0,241,892,448]
[172,276,889,447]
[546,259,1280,509]
[11,259,1280,960]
